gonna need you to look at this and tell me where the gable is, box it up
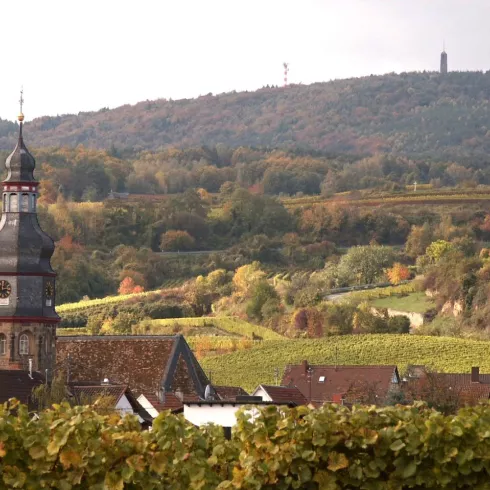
[57,335,208,398]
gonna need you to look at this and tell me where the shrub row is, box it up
[58,299,194,328]
[2,400,490,488]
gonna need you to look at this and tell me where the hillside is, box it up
[200,334,490,392]
[3,71,490,158]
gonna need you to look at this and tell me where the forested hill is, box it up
[2,71,490,157]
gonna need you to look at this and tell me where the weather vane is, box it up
[18,87,24,123]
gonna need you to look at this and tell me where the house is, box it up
[282,361,401,406]
[252,384,308,406]
[70,383,153,427]
[183,395,297,436]
[57,335,210,411]
[0,370,44,408]
[138,385,249,418]
[404,366,490,407]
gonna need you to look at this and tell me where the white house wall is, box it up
[184,404,260,427]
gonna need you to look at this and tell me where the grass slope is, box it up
[201,334,490,392]
[370,292,434,314]
[137,317,283,340]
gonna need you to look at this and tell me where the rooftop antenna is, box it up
[283,62,289,87]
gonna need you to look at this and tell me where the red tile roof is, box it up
[0,370,44,407]
[57,335,209,400]
[282,363,399,405]
[256,385,308,406]
[214,385,249,401]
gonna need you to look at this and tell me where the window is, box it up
[9,193,18,212]
[21,193,29,212]
[19,334,29,355]
[31,194,36,212]
[318,376,326,383]
[2,194,6,212]
[0,334,6,355]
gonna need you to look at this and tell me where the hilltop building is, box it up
[440,48,448,74]
[0,111,59,374]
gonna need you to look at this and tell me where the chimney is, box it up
[471,367,480,383]
[302,360,309,374]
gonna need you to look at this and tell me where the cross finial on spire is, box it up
[18,87,25,123]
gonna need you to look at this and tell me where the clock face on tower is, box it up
[45,282,54,298]
[0,280,11,299]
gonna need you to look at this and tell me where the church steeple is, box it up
[0,92,59,375]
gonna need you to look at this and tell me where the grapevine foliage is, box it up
[1,400,490,488]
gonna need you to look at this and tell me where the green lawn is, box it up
[201,334,490,392]
[370,292,434,314]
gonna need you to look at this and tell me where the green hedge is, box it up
[2,400,490,488]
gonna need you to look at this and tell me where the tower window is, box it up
[21,193,29,212]
[0,334,6,355]
[2,194,6,212]
[31,194,37,212]
[19,334,29,355]
[9,193,18,212]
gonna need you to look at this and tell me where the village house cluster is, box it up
[1,114,489,431]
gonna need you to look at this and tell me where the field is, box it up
[282,189,490,209]
[201,334,490,392]
[133,316,284,340]
[370,292,434,314]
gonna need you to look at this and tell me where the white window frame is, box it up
[0,335,6,355]
[19,334,29,355]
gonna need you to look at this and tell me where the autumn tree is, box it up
[386,262,411,285]
[160,230,196,251]
[118,277,144,295]
[232,261,266,299]
[405,223,433,259]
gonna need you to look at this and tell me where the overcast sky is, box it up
[2,0,489,121]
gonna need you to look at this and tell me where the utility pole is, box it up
[307,367,313,403]
[283,62,289,87]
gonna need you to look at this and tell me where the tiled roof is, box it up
[70,385,127,406]
[141,392,184,412]
[0,370,44,407]
[282,363,399,405]
[214,385,249,401]
[256,385,308,405]
[57,335,209,399]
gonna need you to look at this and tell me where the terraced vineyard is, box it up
[201,334,490,392]
[135,316,283,340]
[57,282,186,314]
[282,189,490,209]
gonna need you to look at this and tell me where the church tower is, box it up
[0,94,59,374]
[440,46,448,74]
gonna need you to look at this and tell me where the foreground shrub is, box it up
[2,400,490,488]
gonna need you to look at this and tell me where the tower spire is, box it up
[18,87,25,138]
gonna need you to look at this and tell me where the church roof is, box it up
[56,335,210,399]
[3,124,37,183]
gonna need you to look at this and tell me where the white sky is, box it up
[2,0,490,121]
